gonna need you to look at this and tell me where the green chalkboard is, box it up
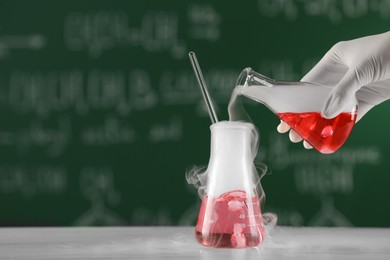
[0,0,389,227]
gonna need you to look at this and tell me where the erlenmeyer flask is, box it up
[230,68,358,154]
[195,121,266,248]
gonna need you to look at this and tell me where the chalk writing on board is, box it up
[294,164,354,194]
[159,69,237,106]
[0,165,67,199]
[0,34,46,59]
[6,69,157,117]
[188,3,221,41]
[258,0,390,23]
[148,116,183,143]
[64,6,221,59]
[267,133,381,195]
[308,196,352,226]
[74,166,125,226]
[81,115,136,146]
[0,116,72,158]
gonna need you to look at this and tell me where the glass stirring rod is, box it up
[189,51,219,124]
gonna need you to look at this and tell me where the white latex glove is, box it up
[278,31,390,149]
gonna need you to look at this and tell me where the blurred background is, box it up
[0,0,389,227]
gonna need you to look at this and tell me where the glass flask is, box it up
[229,68,358,154]
[194,121,266,248]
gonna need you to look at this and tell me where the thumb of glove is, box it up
[321,69,359,119]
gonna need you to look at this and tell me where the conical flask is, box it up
[229,68,358,154]
[195,121,266,248]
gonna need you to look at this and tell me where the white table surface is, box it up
[0,227,389,260]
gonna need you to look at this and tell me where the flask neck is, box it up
[235,67,358,114]
[210,128,253,159]
[206,122,258,197]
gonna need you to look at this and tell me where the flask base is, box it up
[195,231,263,248]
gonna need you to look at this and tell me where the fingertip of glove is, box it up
[303,141,313,149]
[289,130,303,143]
[277,121,290,133]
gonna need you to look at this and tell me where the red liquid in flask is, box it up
[277,112,357,154]
[195,190,265,248]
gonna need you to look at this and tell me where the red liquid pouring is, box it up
[277,112,357,154]
[195,190,265,248]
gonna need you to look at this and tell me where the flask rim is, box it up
[236,67,274,87]
[210,121,255,131]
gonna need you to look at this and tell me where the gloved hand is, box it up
[277,31,390,149]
